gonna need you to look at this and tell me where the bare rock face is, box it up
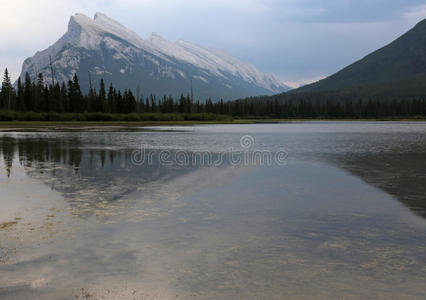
[18,13,290,101]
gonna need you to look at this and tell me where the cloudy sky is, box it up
[1,0,426,87]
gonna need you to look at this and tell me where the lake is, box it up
[0,122,425,299]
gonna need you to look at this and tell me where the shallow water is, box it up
[0,122,425,299]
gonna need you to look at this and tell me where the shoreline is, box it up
[0,118,426,130]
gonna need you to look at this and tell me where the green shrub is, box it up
[0,110,234,123]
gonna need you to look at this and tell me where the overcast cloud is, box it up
[1,0,426,87]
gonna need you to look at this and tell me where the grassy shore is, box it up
[0,119,255,129]
[0,111,236,122]
[0,119,425,131]
[0,111,425,130]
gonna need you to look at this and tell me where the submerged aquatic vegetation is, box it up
[0,221,18,230]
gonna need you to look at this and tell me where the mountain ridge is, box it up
[290,18,426,94]
[18,13,290,101]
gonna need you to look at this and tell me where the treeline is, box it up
[1,68,426,120]
[236,79,426,118]
[0,69,228,115]
[231,97,426,119]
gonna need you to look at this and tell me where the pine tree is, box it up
[126,89,136,113]
[42,85,50,112]
[145,97,150,113]
[1,68,13,110]
[34,73,45,111]
[60,82,68,112]
[87,87,96,112]
[179,94,185,113]
[98,79,107,112]
[150,94,157,113]
[107,84,115,113]
[16,77,26,111]
[116,91,123,113]
[50,83,64,112]
[68,74,84,113]
[23,73,33,111]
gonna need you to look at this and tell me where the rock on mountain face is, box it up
[19,13,290,101]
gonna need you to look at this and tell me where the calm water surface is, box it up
[0,122,425,299]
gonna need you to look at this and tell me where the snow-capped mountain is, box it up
[18,13,291,100]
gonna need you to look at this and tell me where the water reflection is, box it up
[1,135,83,176]
[0,125,426,299]
[0,135,213,219]
[2,129,425,220]
[336,153,426,218]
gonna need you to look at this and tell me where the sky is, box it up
[1,0,426,87]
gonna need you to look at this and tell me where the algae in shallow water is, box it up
[0,221,18,230]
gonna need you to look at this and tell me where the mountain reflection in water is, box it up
[0,124,425,299]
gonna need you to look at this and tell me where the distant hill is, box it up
[289,18,426,98]
[17,13,290,101]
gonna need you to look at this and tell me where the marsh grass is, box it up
[0,111,234,122]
